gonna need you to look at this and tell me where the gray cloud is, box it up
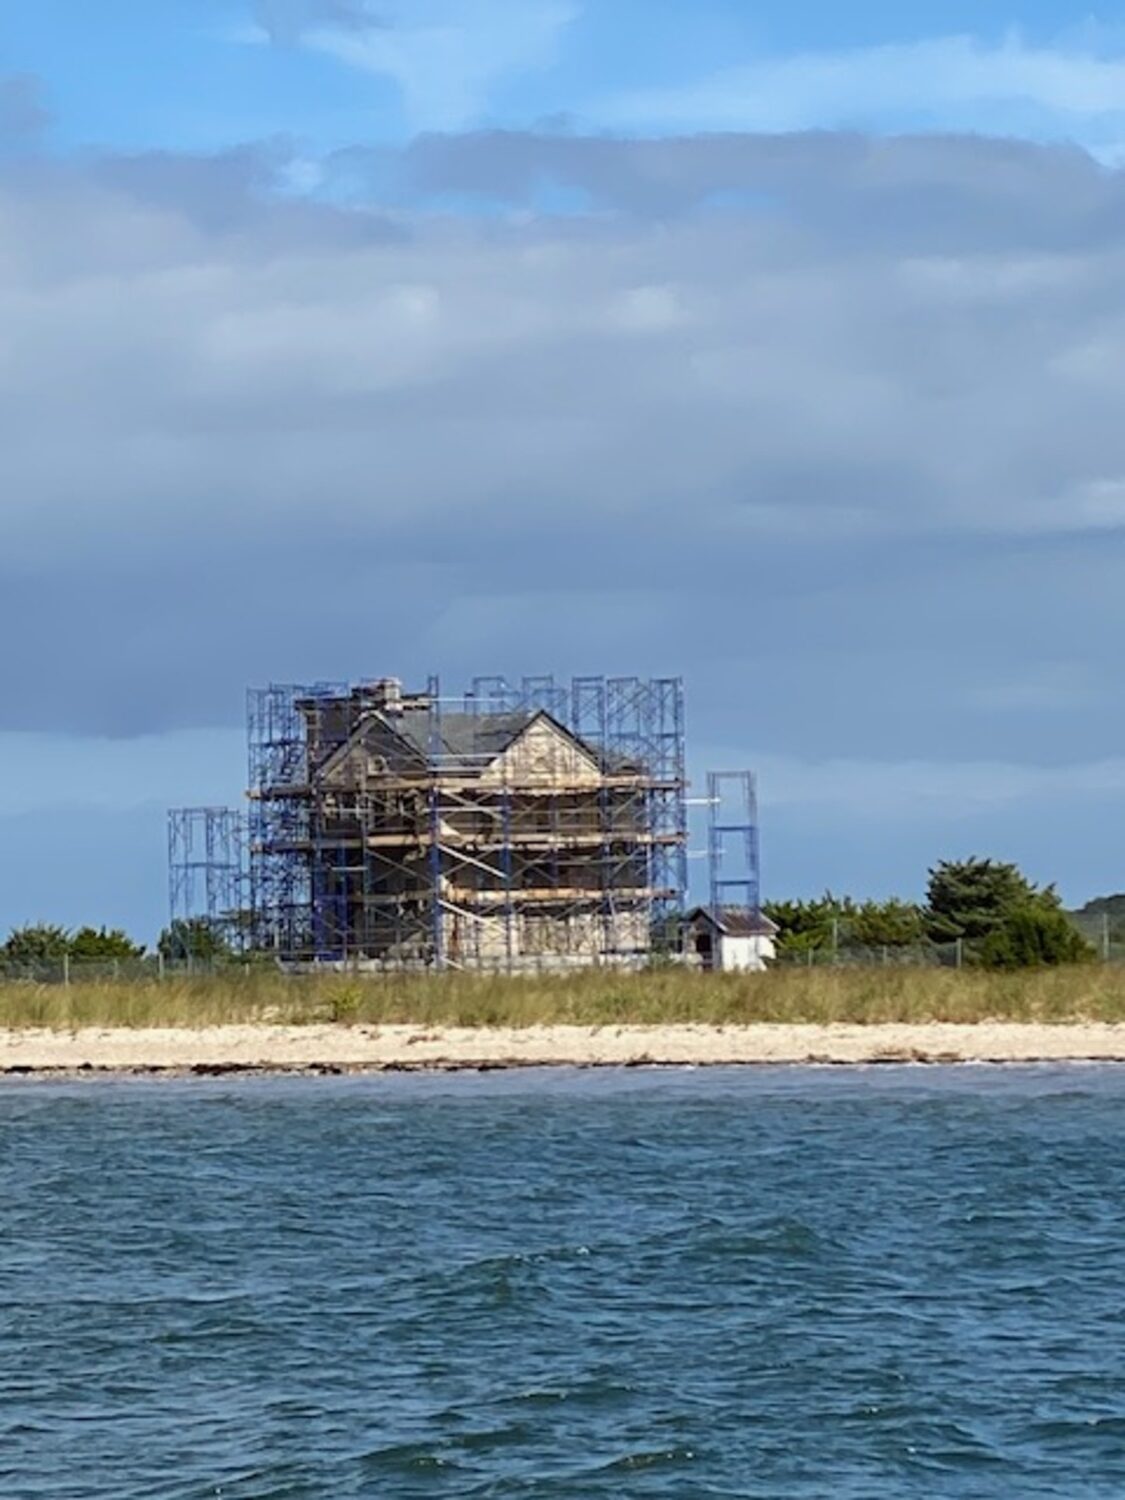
[2,130,1125,786]
[396,128,1125,249]
[0,74,51,147]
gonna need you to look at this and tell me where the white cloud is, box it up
[302,0,578,132]
[600,31,1125,147]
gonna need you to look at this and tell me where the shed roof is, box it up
[687,906,779,937]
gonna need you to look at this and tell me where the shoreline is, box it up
[6,1022,1125,1076]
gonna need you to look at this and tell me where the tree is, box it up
[925,857,1094,968]
[850,899,926,950]
[764,895,927,957]
[926,858,1037,947]
[763,896,839,956]
[69,926,146,961]
[978,904,1093,970]
[157,918,233,963]
[2,923,71,964]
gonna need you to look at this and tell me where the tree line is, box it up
[1,918,229,966]
[763,858,1095,969]
[1,858,1109,971]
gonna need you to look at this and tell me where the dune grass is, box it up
[3,964,1125,1031]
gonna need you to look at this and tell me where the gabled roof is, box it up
[316,706,603,781]
[687,906,779,937]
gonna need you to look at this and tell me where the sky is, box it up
[3,1,1125,939]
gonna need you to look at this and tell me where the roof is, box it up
[687,906,779,937]
[394,709,539,769]
[316,705,606,780]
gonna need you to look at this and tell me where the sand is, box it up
[3,1022,1125,1075]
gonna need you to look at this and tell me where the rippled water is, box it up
[4,1067,1125,1497]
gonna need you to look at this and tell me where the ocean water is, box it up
[4,1068,1125,1499]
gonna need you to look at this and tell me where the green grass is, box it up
[4,964,1125,1030]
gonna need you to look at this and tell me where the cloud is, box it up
[740,754,1125,906]
[0,730,242,817]
[0,75,51,148]
[296,0,578,131]
[749,754,1125,821]
[253,0,376,47]
[599,32,1125,153]
[399,127,1113,240]
[3,128,1125,783]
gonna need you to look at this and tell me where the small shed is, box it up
[685,907,778,973]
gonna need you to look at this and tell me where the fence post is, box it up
[1104,913,1111,964]
[955,938,963,971]
[158,951,165,981]
[63,952,70,987]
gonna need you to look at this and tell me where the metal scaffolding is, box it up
[167,806,247,950]
[707,771,761,919]
[169,673,689,971]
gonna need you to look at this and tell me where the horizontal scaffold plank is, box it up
[251,776,681,799]
[343,887,672,907]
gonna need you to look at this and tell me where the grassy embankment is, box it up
[3,965,1125,1030]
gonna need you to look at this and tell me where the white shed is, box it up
[685,907,778,973]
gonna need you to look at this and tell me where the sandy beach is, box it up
[4,1022,1125,1074]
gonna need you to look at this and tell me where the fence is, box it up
[772,941,966,970]
[0,955,247,986]
[4,917,1124,985]
[772,914,1125,970]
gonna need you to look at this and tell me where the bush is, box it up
[69,927,145,961]
[2,924,72,964]
[978,905,1094,971]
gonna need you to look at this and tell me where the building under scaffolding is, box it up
[170,675,689,971]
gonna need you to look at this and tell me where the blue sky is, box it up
[2,0,1125,939]
[7,2,1125,153]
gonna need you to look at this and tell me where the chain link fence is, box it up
[0,955,254,985]
[772,940,965,969]
[771,914,1125,969]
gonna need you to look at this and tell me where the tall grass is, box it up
[4,965,1125,1030]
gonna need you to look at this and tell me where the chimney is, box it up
[363,678,404,715]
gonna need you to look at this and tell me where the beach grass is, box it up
[3,963,1125,1030]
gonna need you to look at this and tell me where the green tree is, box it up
[3,923,71,964]
[763,896,840,956]
[157,918,233,963]
[926,857,1094,968]
[69,926,146,961]
[849,899,926,950]
[978,904,1093,970]
[764,895,926,957]
[925,858,1036,947]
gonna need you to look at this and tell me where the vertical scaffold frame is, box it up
[707,771,761,919]
[167,807,248,951]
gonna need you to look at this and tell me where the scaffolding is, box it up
[167,807,247,951]
[169,674,688,972]
[707,771,761,920]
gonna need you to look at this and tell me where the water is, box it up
[4,1066,1125,1498]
